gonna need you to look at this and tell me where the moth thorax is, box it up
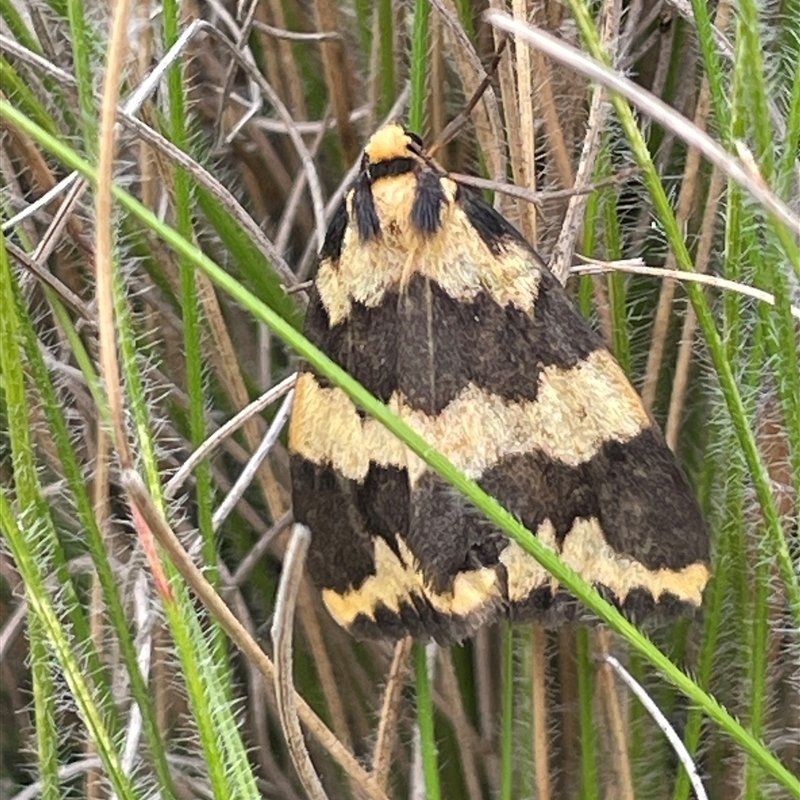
[370,172,422,240]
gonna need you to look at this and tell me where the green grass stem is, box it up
[414,642,441,800]
[500,623,515,800]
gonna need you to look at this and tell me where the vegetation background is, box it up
[0,0,798,798]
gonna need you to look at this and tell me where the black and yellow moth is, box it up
[288,123,710,644]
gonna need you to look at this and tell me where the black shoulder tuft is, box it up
[411,170,446,234]
[319,200,349,263]
[353,175,381,242]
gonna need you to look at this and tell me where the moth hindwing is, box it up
[288,122,710,644]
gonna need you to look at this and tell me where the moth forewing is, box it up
[289,123,710,644]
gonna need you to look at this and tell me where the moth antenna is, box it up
[407,137,446,176]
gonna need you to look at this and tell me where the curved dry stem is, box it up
[603,654,709,800]
[271,524,330,800]
[166,374,297,498]
[214,0,262,150]
[372,637,413,790]
[594,629,634,800]
[212,390,295,532]
[95,0,133,468]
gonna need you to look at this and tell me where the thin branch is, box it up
[429,37,508,155]
[212,388,294,532]
[252,19,341,41]
[165,373,296,498]
[428,0,506,183]
[449,168,639,207]
[228,509,293,587]
[214,0,262,151]
[549,0,620,284]
[10,758,104,800]
[0,170,79,231]
[6,241,92,319]
[571,258,800,321]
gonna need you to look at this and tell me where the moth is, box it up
[288,123,710,644]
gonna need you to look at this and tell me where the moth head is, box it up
[362,123,424,167]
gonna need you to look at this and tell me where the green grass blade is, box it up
[687,0,730,137]
[599,166,628,372]
[196,186,302,328]
[743,546,770,798]
[734,0,774,177]
[1,233,121,739]
[0,491,141,800]
[161,0,219,653]
[0,0,42,52]
[777,56,800,186]
[414,641,441,799]
[377,0,395,117]
[409,0,430,132]
[0,55,59,137]
[14,279,179,796]
[353,0,372,57]
[65,0,98,147]
[671,461,735,800]
[0,231,62,800]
